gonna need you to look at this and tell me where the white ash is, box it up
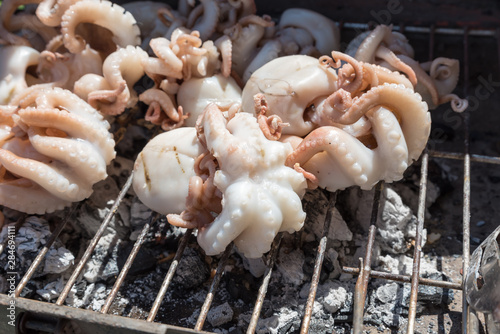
[347,186,426,254]
[44,247,74,274]
[83,233,122,283]
[320,281,348,313]
[252,307,300,334]
[299,280,349,314]
[207,302,234,327]
[36,277,66,301]
[0,216,75,278]
[16,216,51,258]
[89,283,109,312]
[363,253,454,327]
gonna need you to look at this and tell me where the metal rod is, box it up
[342,266,462,290]
[406,150,429,334]
[194,244,233,331]
[147,228,193,322]
[15,205,79,297]
[462,26,472,334]
[429,150,500,165]
[342,22,496,37]
[352,181,383,334]
[246,233,283,334]
[100,213,159,314]
[300,191,338,334]
[56,172,134,306]
[406,23,435,334]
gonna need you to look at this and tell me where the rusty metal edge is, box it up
[0,294,207,334]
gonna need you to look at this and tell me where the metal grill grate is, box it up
[1,21,499,334]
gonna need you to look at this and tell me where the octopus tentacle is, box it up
[214,35,232,77]
[396,55,467,112]
[139,88,186,130]
[143,37,184,80]
[277,7,340,54]
[0,0,43,46]
[36,0,80,27]
[0,181,71,214]
[9,13,58,48]
[85,45,148,115]
[28,128,107,184]
[375,46,417,85]
[225,15,272,76]
[242,39,281,83]
[324,83,430,161]
[428,57,460,96]
[331,51,364,94]
[439,94,468,113]
[361,62,413,89]
[229,0,256,17]
[189,0,220,41]
[285,127,374,188]
[286,106,409,191]
[354,25,392,62]
[0,45,41,104]
[0,147,93,201]
[254,93,288,140]
[17,107,114,160]
[60,0,141,54]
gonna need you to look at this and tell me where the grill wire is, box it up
[2,21,499,334]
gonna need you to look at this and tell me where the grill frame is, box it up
[1,11,499,334]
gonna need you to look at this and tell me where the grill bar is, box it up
[342,267,462,290]
[461,27,472,334]
[194,244,232,331]
[246,233,283,333]
[429,151,500,164]
[147,228,193,322]
[300,191,338,334]
[56,172,134,306]
[100,213,159,314]
[342,22,496,37]
[15,205,79,297]
[352,181,383,334]
[406,150,429,334]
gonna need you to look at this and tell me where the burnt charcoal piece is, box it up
[172,247,210,291]
[117,242,157,276]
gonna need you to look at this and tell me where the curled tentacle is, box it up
[140,88,187,130]
[60,0,141,55]
[286,105,412,191]
[321,83,430,161]
[188,0,220,41]
[331,51,365,94]
[254,93,288,140]
[375,45,417,85]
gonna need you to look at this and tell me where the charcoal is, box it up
[172,247,209,290]
[207,302,234,327]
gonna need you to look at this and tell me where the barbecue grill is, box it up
[1,1,500,333]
